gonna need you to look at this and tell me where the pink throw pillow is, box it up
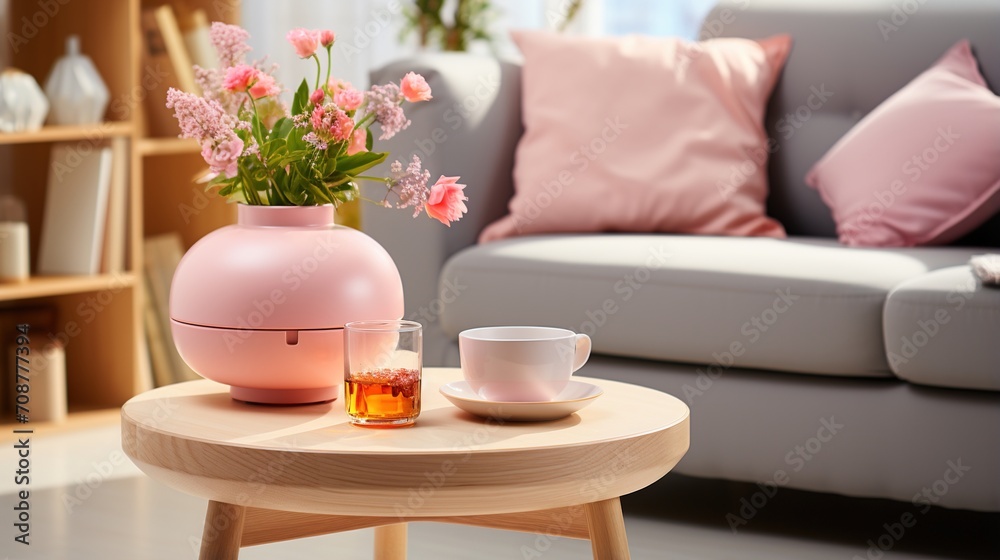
[479,31,791,243]
[806,40,1000,247]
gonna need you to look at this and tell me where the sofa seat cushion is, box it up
[441,236,981,377]
[884,266,1000,391]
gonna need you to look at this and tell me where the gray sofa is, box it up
[365,0,1000,511]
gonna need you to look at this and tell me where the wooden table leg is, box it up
[584,497,630,560]
[374,523,407,560]
[199,501,246,560]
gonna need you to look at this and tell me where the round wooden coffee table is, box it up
[122,367,689,559]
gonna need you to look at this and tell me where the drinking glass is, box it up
[344,320,422,427]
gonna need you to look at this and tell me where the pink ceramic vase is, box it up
[169,204,404,404]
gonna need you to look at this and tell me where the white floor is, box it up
[2,422,997,559]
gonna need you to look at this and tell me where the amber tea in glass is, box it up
[344,320,422,426]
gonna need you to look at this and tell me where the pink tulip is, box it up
[310,88,325,105]
[248,73,279,99]
[334,86,364,111]
[400,72,432,102]
[346,127,367,155]
[286,28,320,58]
[222,64,258,92]
[330,109,354,142]
[318,29,335,47]
[424,176,467,226]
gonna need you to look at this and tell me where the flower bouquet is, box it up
[165,23,467,225]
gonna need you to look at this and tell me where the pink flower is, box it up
[309,88,325,105]
[327,78,348,93]
[222,64,258,92]
[425,176,467,226]
[346,127,367,155]
[334,86,363,111]
[365,83,409,140]
[209,22,251,67]
[310,105,325,130]
[329,109,354,142]
[318,29,335,47]
[286,28,320,58]
[400,72,432,102]
[248,73,279,99]
[200,138,244,177]
[166,88,238,143]
[310,103,354,143]
[390,156,430,216]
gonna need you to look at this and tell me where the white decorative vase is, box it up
[0,195,30,282]
[44,35,110,125]
[0,69,49,132]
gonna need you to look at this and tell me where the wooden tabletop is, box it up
[122,368,689,517]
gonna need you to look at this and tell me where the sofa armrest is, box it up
[364,54,522,363]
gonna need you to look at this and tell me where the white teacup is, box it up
[459,326,592,402]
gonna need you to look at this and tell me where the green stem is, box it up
[354,175,388,182]
[355,111,377,130]
[312,53,322,90]
[246,92,264,144]
[324,46,332,87]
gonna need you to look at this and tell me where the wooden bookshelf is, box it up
[137,136,199,156]
[0,122,133,145]
[0,273,136,302]
[0,0,238,428]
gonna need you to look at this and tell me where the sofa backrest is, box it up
[704,0,1000,239]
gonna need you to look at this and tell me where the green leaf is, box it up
[291,79,310,116]
[336,151,387,175]
[365,129,373,151]
[268,117,293,141]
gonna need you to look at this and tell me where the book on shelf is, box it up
[143,234,199,385]
[140,5,197,137]
[142,273,174,388]
[100,136,129,274]
[182,8,217,70]
[37,143,113,275]
[154,4,199,94]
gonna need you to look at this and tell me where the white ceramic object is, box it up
[0,196,29,281]
[44,35,110,125]
[0,68,49,132]
[440,380,603,421]
[10,342,67,423]
[459,326,591,402]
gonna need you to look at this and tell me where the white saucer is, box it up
[439,380,603,421]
